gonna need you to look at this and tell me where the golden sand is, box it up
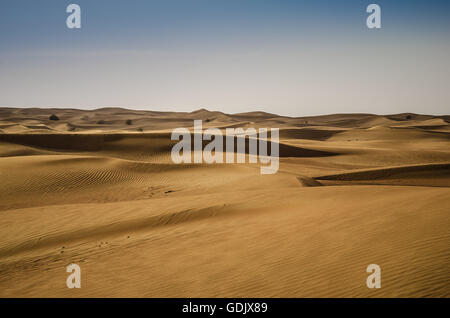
[0,108,449,297]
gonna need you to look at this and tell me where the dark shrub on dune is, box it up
[97,120,106,124]
[126,119,133,125]
[49,114,59,121]
[406,115,412,120]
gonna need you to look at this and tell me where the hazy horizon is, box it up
[1,105,449,119]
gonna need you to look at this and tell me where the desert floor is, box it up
[0,107,449,297]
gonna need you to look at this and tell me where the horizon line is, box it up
[0,106,449,119]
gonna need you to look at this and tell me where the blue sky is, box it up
[1,0,449,116]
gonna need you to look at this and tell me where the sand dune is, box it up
[0,107,449,297]
[316,163,450,187]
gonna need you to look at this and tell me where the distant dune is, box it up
[0,107,449,297]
